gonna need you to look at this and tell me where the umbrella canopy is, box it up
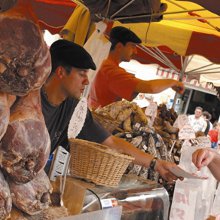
[109,0,220,92]
[112,0,220,64]
[177,0,220,15]
[21,0,220,90]
[30,0,76,34]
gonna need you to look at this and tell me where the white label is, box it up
[145,102,157,118]
[197,136,211,148]
[173,114,189,130]
[49,146,70,181]
[126,133,132,138]
[179,124,195,140]
[101,198,118,209]
[67,97,88,139]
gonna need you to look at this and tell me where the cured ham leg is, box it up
[0,169,12,220]
[0,0,51,96]
[0,90,50,183]
[0,92,10,141]
[8,170,52,215]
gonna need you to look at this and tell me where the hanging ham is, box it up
[8,170,52,216]
[0,90,50,184]
[0,169,12,220]
[0,0,51,96]
[0,92,10,141]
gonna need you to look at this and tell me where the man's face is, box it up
[195,108,202,118]
[61,67,89,99]
[120,42,137,62]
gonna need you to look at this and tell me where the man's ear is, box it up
[55,66,64,79]
[116,42,124,50]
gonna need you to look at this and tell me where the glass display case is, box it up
[82,174,170,220]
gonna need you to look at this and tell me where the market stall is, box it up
[1,0,220,220]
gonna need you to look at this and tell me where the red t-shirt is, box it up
[208,129,218,143]
[88,58,140,109]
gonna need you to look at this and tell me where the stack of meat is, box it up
[0,1,57,219]
[95,101,182,199]
[153,104,183,164]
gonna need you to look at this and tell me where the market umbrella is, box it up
[30,0,77,34]
[109,0,220,92]
[21,0,220,91]
[112,1,220,64]
[177,0,220,16]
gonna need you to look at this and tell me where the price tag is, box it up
[145,102,157,118]
[173,114,189,130]
[179,124,195,140]
[67,97,87,139]
[101,198,118,209]
[197,136,211,148]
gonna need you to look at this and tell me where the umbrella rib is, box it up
[138,45,179,71]
[113,9,205,21]
[182,56,191,73]
[110,0,136,19]
[164,16,220,21]
[187,70,220,75]
[181,56,184,68]
[186,63,217,74]
[154,48,179,72]
[187,69,220,75]
[138,46,171,66]
[104,0,111,18]
[163,9,205,16]
[164,0,220,32]
[140,47,168,65]
[165,0,187,10]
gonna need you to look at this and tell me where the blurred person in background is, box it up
[202,111,213,136]
[208,122,220,149]
[188,106,207,133]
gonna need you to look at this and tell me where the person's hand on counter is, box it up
[155,159,184,182]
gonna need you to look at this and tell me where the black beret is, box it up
[110,26,141,44]
[50,39,96,70]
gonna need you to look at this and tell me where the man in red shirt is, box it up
[208,122,220,148]
[88,26,184,109]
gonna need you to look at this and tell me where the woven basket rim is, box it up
[69,138,134,161]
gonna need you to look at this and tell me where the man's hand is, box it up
[155,159,183,182]
[172,82,185,94]
[192,148,215,170]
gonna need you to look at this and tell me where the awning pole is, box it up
[183,89,193,114]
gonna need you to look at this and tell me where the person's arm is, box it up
[192,148,220,180]
[135,79,184,94]
[102,135,181,182]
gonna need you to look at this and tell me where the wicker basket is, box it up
[69,138,134,187]
[92,111,120,133]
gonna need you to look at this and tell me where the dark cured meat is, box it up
[0,0,51,96]
[0,92,10,141]
[9,170,52,216]
[0,90,50,184]
[0,169,12,220]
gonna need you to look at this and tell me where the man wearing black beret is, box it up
[42,39,182,182]
[88,26,185,109]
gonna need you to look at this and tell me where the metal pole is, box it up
[183,89,193,114]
